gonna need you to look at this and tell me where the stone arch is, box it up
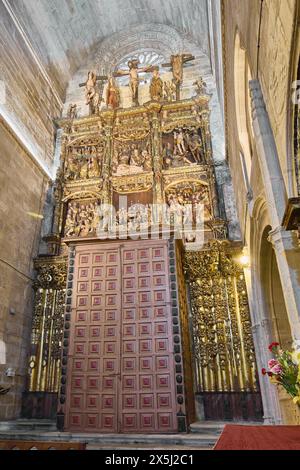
[234,30,252,179]
[93,23,184,75]
[248,196,282,423]
[259,226,292,350]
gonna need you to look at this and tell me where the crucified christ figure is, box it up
[162,53,195,100]
[113,59,153,106]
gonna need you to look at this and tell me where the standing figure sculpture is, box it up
[163,80,176,102]
[106,77,120,109]
[79,70,108,115]
[114,59,152,106]
[150,66,163,102]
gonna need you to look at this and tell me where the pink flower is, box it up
[268,359,279,369]
[270,364,282,375]
[268,359,282,375]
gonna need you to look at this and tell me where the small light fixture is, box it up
[239,251,250,268]
[5,368,15,377]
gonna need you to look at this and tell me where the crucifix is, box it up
[79,71,108,115]
[162,53,195,100]
[113,59,154,107]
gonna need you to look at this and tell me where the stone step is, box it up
[189,421,225,435]
[0,419,57,432]
[0,430,217,448]
[86,444,212,450]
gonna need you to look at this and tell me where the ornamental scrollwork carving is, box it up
[33,259,67,290]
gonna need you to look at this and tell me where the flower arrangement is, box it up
[262,342,300,406]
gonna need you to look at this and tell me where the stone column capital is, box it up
[268,225,299,252]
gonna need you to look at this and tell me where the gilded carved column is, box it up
[146,102,163,205]
[102,111,114,205]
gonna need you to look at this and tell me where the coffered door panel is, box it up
[120,241,177,433]
[65,245,121,433]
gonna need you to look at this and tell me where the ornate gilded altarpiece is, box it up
[23,93,262,427]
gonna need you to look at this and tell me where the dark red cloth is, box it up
[214,424,300,450]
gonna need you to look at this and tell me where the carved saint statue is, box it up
[67,103,77,119]
[106,77,120,109]
[150,66,163,102]
[85,71,97,105]
[81,71,102,115]
[114,59,152,106]
[163,80,176,102]
[193,77,207,96]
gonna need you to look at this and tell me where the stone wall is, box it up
[222,0,299,239]
[222,0,300,424]
[0,120,48,420]
[0,1,62,176]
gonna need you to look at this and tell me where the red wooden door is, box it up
[64,241,177,433]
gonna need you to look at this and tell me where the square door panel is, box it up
[92,267,103,278]
[140,375,153,390]
[138,277,150,289]
[102,395,114,409]
[69,414,83,428]
[89,342,101,354]
[79,254,90,264]
[139,308,151,320]
[86,414,99,428]
[122,357,136,371]
[123,376,136,390]
[87,395,99,408]
[92,281,103,292]
[139,323,152,336]
[104,342,116,354]
[123,341,137,354]
[140,414,154,429]
[123,324,136,337]
[102,414,116,430]
[138,249,150,259]
[78,268,89,279]
[123,309,136,320]
[123,395,137,408]
[105,310,117,322]
[140,357,153,371]
[93,253,104,264]
[87,376,99,389]
[102,377,115,390]
[140,394,154,408]
[122,414,137,429]
[75,343,86,355]
[78,282,88,292]
[158,413,173,429]
[90,311,101,322]
[76,311,87,322]
[154,306,167,318]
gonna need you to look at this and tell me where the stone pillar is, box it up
[243,266,282,424]
[250,79,300,345]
